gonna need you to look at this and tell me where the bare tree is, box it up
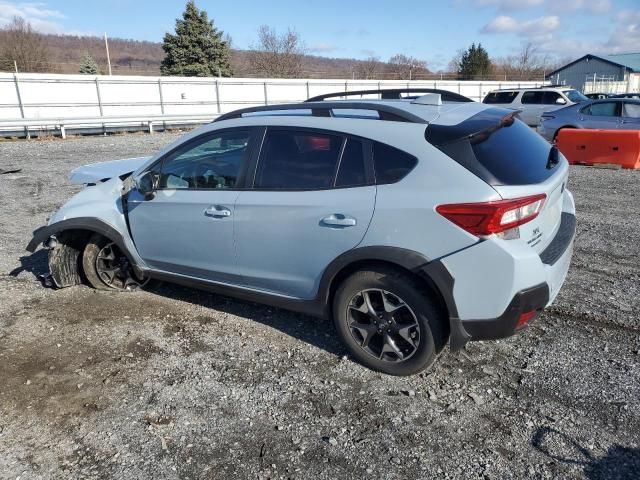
[0,17,51,72]
[386,54,429,80]
[447,48,465,76]
[247,25,306,78]
[493,42,551,80]
[355,55,382,79]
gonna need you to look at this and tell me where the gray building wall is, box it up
[547,57,628,92]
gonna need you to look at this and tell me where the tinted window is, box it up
[470,118,554,184]
[588,102,619,117]
[426,109,556,186]
[373,142,417,184]
[335,139,367,188]
[623,103,640,119]
[483,91,518,104]
[159,130,250,189]
[255,130,342,190]
[521,91,543,104]
[542,91,563,105]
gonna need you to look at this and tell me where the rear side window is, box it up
[373,143,417,184]
[521,91,543,104]
[483,91,518,104]
[623,103,640,119]
[425,108,556,186]
[254,130,342,190]
[335,139,367,188]
[587,102,619,117]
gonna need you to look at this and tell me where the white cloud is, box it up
[530,9,639,59]
[474,0,544,11]
[482,15,560,36]
[547,0,611,14]
[603,9,640,53]
[0,1,67,33]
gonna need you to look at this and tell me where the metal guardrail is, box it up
[0,113,219,138]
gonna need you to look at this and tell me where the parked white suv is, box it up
[483,86,588,127]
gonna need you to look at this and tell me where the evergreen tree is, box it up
[79,52,99,74]
[458,43,492,80]
[161,1,232,77]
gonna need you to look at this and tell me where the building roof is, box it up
[546,53,640,78]
[604,53,640,72]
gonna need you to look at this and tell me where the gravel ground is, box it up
[0,133,639,480]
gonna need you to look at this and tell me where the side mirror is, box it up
[556,98,567,105]
[135,172,157,200]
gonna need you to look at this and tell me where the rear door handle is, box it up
[204,205,231,218]
[321,214,356,227]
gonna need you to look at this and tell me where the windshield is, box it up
[563,90,588,103]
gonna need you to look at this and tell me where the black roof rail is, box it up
[305,88,473,103]
[213,101,429,123]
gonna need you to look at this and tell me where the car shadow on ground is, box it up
[532,426,640,479]
[12,250,343,359]
[144,280,347,359]
[9,249,48,278]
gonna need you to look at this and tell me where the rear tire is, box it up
[82,234,147,291]
[333,266,446,376]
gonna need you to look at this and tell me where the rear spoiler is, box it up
[425,108,522,146]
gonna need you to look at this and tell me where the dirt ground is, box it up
[0,133,639,480]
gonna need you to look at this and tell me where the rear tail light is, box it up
[436,194,546,236]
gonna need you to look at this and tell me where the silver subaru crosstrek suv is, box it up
[27,89,576,376]
[483,86,588,127]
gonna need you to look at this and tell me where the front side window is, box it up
[255,130,343,190]
[586,102,619,117]
[521,91,544,104]
[159,130,250,189]
[563,90,588,103]
[623,103,640,119]
[542,91,563,105]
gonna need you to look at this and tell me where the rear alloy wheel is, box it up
[82,234,147,290]
[333,267,446,376]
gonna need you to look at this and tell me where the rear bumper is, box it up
[461,282,549,340]
[433,209,575,346]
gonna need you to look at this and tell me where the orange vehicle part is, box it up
[556,129,640,169]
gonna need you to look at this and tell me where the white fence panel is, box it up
[0,73,546,137]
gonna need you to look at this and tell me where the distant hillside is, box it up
[38,33,390,78]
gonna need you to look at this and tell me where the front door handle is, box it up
[321,214,357,227]
[204,205,231,218]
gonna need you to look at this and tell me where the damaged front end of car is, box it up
[26,156,150,289]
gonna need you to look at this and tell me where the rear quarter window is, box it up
[483,91,518,104]
[373,142,417,185]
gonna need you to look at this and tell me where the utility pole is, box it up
[104,32,112,75]
[14,60,18,73]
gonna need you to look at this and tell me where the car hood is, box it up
[68,156,151,185]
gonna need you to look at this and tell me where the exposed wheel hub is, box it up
[95,242,146,290]
[347,289,420,363]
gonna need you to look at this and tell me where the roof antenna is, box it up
[411,93,443,106]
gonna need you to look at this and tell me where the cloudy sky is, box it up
[0,0,638,70]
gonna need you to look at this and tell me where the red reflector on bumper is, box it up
[516,310,538,329]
